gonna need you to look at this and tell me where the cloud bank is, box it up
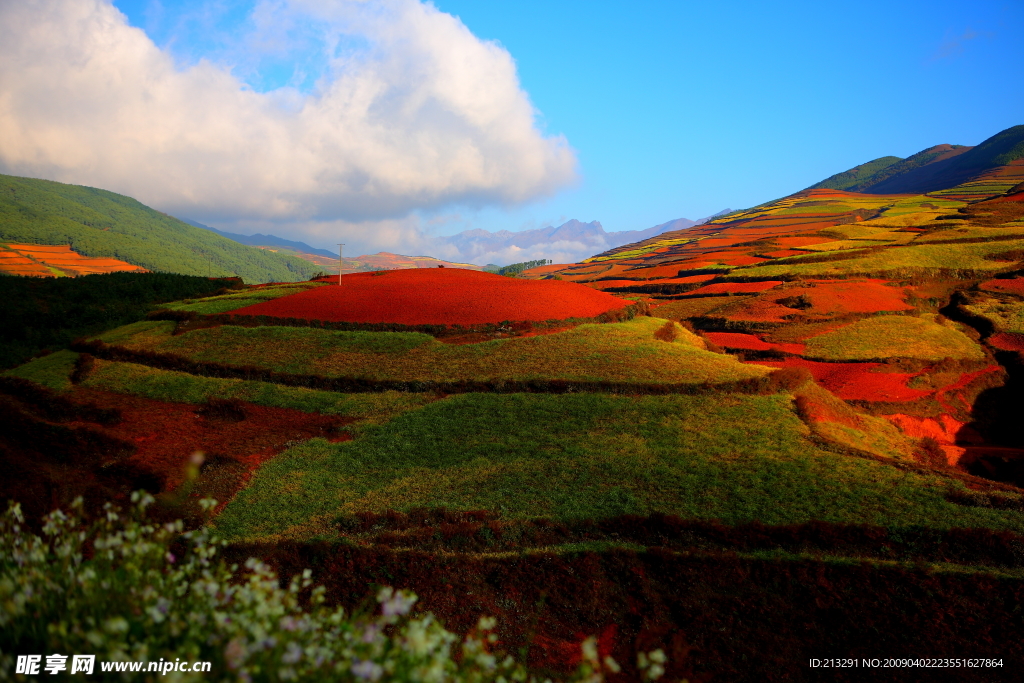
[0,0,577,230]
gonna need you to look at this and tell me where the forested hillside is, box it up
[0,174,320,283]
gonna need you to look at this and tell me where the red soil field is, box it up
[989,332,1024,352]
[754,358,929,402]
[234,268,630,326]
[716,298,802,323]
[585,279,645,290]
[687,281,784,297]
[0,243,146,276]
[773,235,840,248]
[69,388,350,492]
[646,274,719,285]
[703,332,806,355]
[793,279,913,315]
[979,278,1024,296]
[704,332,773,351]
[624,263,703,279]
[885,414,969,466]
[760,249,809,258]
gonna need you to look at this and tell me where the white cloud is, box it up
[0,0,577,229]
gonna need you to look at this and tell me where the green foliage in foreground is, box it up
[2,496,659,682]
[0,173,320,284]
[82,359,436,428]
[112,317,770,385]
[803,314,987,361]
[0,272,235,369]
[212,393,1024,542]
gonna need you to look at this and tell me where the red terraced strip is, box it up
[754,358,929,402]
[760,250,809,258]
[979,278,1024,296]
[705,332,773,351]
[988,332,1024,352]
[687,281,785,296]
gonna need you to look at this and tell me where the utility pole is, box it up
[337,244,345,285]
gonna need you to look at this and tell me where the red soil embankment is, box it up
[686,281,784,297]
[755,358,929,402]
[795,279,913,315]
[704,332,805,355]
[234,268,630,326]
[980,278,1024,296]
[70,388,350,491]
[989,332,1024,352]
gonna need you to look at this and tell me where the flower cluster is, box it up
[0,496,666,682]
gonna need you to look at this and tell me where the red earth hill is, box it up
[233,268,630,326]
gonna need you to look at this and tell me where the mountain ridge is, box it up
[0,174,320,283]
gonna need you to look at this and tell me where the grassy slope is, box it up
[80,358,436,428]
[211,392,1024,542]
[964,299,1024,334]
[162,282,327,314]
[99,317,772,385]
[803,315,987,361]
[805,156,903,191]
[0,173,320,283]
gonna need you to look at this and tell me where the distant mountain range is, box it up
[434,212,730,265]
[807,125,1024,194]
[191,211,732,270]
[186,221,340,259]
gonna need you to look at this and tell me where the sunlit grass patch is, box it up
[963,299,1024,334]
[91,320,176,349]
[162,283,326,315]
[211,392,1024,542]
[145,317,770,385]
[803,315,986,361]
[800,239,895,252]
[1,349,78,392]
[83,359,435,426]
[650,297,755,320]
[914,226,1024,243]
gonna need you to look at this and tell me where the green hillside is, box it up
[805,155,902,191]
[0,174,320,283]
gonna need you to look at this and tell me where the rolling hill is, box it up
[806,124,1024,195]
[0,174,321,283]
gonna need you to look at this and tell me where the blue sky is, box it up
[2,1,1022,261]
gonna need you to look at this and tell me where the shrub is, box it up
[0,496,666,682]
[652,321,679,342]
[197,397,248,423]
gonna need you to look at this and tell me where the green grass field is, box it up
[162,283,326,314]
[99,317,772,385]
[211,392,1024,543]
[1,349,78,391]
[803,314,986,361]
[964,299,1024,334]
